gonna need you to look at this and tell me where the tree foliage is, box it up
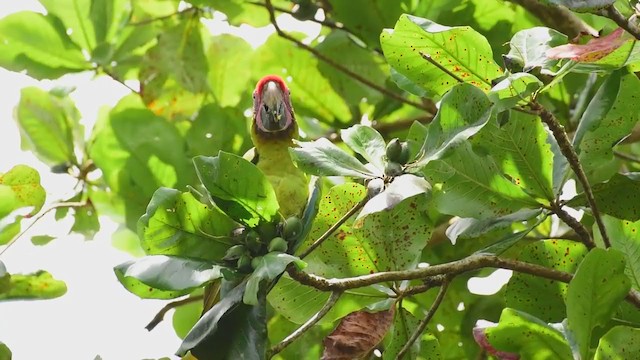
[2,0,640,359]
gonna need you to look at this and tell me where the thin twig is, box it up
[146,295,204,331]
[506,0,598,38]
[531,102,610,248]
[128,7,199,26]
[101,67,138,94]
[247,1,350,33]
[398,275,447,298]
[325,115,434,142]
[598,6,640,40]
[420,52,464,83]
[614,150,640,163]
[0,201,87,257]
[298,199,366,259]
[268,291,342,357]
[550,201,595,249]
[395,280,450,360]
[263,0,430,112]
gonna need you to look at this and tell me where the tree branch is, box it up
[531,102,610,248]
[263,0,431,113]
[597,6,640,40]
[506,0,598,39]
[145,295,204,331]
[550,201,595,249]
[395,280,450,360]
[248,1,352,34]
[268,291,342,357]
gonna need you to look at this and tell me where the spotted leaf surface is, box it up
[381,14,503,99]
[594,326,640,360]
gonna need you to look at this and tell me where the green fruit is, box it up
[257,222,277,240]
[398,142,410,164]
[237,254,252,272]
[386,138,403,162]
[282,216,303,240]
[245,230,262,253]
[251,256,263,270]
[223,244,247,261]
[268,237,288,252]
[366,178,385,198]
[385,161,403,177]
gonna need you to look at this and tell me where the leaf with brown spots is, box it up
[322,307,395,360]
[569,174,640,222]
[546,28,631,63]
[594,215,640,290]
[0,270,67,301]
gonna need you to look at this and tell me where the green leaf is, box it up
[594,326,640,360]
[289,138,380,179]
[409,83,493,170]
[566,248,631,359]
[179,281,268,360]
[381,14,503,99]
[504,27,567,74]
[172,292,203,339]
[542,0,614,12]
[487,73,543,111]
[573,68,640,183]
[193,152,279,227]
[114,255,223,299]
[31,235,56,246]
[505,240,588,322]
[0,165,46,217]
[594,215,640,290]
[340,125,387,171]
[206,34,253,108]
[244,252,305,305]
[569,173,640,221]
[16,87,81,167]
[446,209,541,245]
[0,270,67,301]
[185,104,250,158]
[425,142,536,219]
[0,342,10,360]
[384,308,422,359]
[138,188,236,261]
[473,110,554,201]
[70,202,100,240]
[111,227,145,257]
[478,308,572,359]
[0,11,89,79]
[192,0,290,27]
[327,0,406,47]
[89,95,194,229]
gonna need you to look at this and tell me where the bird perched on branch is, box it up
[247,74,308,218]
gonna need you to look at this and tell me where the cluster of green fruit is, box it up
[222,216,303,273]
[384,138,410,177]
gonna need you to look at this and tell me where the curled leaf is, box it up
[546,28,632,62]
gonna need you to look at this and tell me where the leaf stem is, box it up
[531,102,610,248]
[550,201,595,248]
[263,0,431,112]
[419,52,464,84]
[145,294,204,331]
[395,280,450,360]
[298,199,366,259]
[268,291,342,357]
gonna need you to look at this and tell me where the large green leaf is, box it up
[505,240,588,322]
[487,73,543,111]
[206,34,253,108]
[473,110,554,202]
[289,138,379,179]
[89,95,194,229]
[193,152,279,227]
[244,252,305,305]
[0,270,67,301]
[384,308,437,359]
[184,104,251,158]
[16,87,81,167]
[594,326,640,360]
[504,27,567,75]
[446,209,541,245]
[114,255,223,299]
[594,215,640,290]
[340,125,387,171]
[425,142,537,219]
[0,165,46,217]
[409,83,493,170]
[477,308,572,359]
[138,188,236,261]
[381,14,503,99]
[327,0,407,47]
[569,173,640,221]
[566,248,631,359]
[0,11,89,79]
[254,34,351,124]
[573,68,640,183]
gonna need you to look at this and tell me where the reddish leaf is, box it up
[472,327,519,360]
[322,307,395,360]
[546,28,632,62]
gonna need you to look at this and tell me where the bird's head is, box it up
[252,75,296,139]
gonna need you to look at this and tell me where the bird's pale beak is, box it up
[258,81,291,132]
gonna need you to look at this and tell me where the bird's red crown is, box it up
[255,75,288,95]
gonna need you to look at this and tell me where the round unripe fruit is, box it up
[268,237,288,252]
[398,142,410,164]
[385,161,403,177]
[257,222,277,241]
[223,244,247,261]
[237,254,252,272]
[282,216,303,240]
[386,138,403,163]
[367,178,385,198]
[244,230,262,253]
[251,256,263,270]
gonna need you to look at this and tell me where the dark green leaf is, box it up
[569,173,640,221]
[138,187,236,261]
[16,87,80,167]
[505,240,588,322]
[185,104,250,158]
[384,308,422,359]
[193,152,279,227]
[0,270,67,301]
[594,325,640,360]
[340,125,387,171]
[0,11,89,79]
[114,255,223,299]
[381,15,503,99]
[244,252,305,305]
[504,27,567,74]
[566,248,631,359]
[328,0,406,47]
[290,138,379,179]
[477,308,572,359]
